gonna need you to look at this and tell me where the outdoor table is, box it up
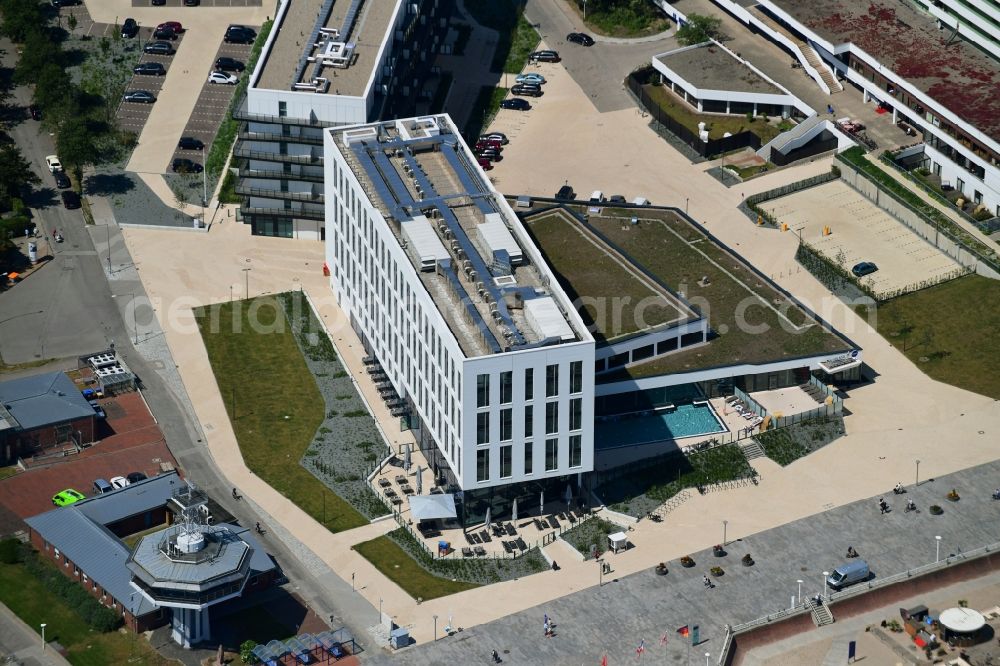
[939,607,986,636]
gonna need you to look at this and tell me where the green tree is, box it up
[30,63,72,112]
[676,13,724,45]
[13,30,52,85]
[55,116,97,182]
[240,640,259,664]
[0,0,45,42]
[0,140,39,210]
[67,13,77,32]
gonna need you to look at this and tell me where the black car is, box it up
[555,185,575,200]
[121,18,138,38]
[476,149,501,161]
[144,41,174,55]
[134,62,166,76]
[151,0,165,5]
[500,98,531,111]
[126,472,148,484]
[224,26,256,44]
[54,171,71,189]
[511,84,542,97]
[123,90,156,103]
[178,136,205,150]
[215,56,245,72]
[567,32,595,46]
[153,26,178,40]
[172,158,203,174]
[851,261,878,277]
[529,50,560,63]
[608,194,627,204]
[28,105,42,121]
[184,0,199,5]
[61,190,81,209]
[479,132,508,145]
[50,0,80,7]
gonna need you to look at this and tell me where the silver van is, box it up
[826,560,870,590]
[93,478,113,495]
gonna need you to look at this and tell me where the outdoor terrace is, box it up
[523,208,698,343]
[655,42,783,95]
[255,0,398,96]
[526,206,851,382]
[766,0,1000,141]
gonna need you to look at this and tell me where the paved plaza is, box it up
[761,180,963,297]
[368,457,1000,665]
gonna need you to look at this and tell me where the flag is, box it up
[636,639,645,656]
[601,655,608,666]
[659,631,669,646]
[677,625,690,638]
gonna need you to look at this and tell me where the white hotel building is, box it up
[323,115,595,506]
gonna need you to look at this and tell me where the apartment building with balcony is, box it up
[233,0,453,239]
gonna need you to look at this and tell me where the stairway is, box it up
[740,439,766,461]
[797,40,842,94]
[811,603,835,627]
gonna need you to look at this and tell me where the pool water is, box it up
[595,402,727,450]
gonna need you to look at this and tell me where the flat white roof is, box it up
[401,215,450,265]
[525,298,575,342]
[477,215,523,263]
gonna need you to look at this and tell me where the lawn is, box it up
[858,275,1000,399]
[525,209,683,341]
[575,209,850,381]
[642,83,782,143]
[0,560,169,666]
[464,86,509,140]
[195,296,367,533]
[565,0,671,37]
[354,531,480,601]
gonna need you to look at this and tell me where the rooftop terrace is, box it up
[523,206,852,382]
[255,0,399,96]
[655,42,783,95]
[765,0,1000,141]
[332,116,585,357]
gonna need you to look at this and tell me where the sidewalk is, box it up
[0,601,73,666]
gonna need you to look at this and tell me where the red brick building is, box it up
[0,371,96,465]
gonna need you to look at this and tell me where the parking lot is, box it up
[170,38,253,168]
[761,180,964,295]
[131,0,261,6]
[118,31,187,138]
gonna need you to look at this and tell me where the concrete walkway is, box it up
[0,602,73,666]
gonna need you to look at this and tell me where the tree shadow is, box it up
[23,187,60,210]
[83,173,136,196]
[60,47,89,69]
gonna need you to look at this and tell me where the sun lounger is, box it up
[533,518,543,530]
[502,541,513,554]
[474,546,487,557]
[378,478,391,487]
[516,538,527,551]
[462,547,473,558]
[471,532,481,544]
[480,530,491,543]
[548,515,561,529]
[505,523,516,536]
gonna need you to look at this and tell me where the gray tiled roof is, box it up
[76,472,181,525]
[0,371,94,431]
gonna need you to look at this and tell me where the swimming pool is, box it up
[594,402,728,450]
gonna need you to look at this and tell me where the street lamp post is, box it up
[722,520,728,546]
[915,459,921,487]
[822,571,830,601]
[433,614,438,641]
[106,223,112,274]
[685,197,689,215]
[40,623,46,651]
[378,597,383,623]
[705,652,711,666]
[796,579,803,605]
[598,558,603,587]
[935,535,942,563]
[242,267,252,299]
[351,572,355,593]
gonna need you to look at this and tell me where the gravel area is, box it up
[278,292,391,520]
[86,167,199,228]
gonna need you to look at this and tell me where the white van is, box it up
[631,196,650,206]
[589,190,604,204]
[826,560,870,590]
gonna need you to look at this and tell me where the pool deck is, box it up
[752,386,827,417]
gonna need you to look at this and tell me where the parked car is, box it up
[476,148,501,161]
[529,50,560,63]
[851,261,878,277]
[208,71,239,85]
[52,489,85,507]
[144,41,174,55]
[45,155,63,173]
[93,479,113,495]
[61,190,81,209]
[110,476,129,490]
[172,158,203,174]
[224,26,256,44]
[477,157,493,171]
[567,32,595,46]
[121,18,139,38]
[214,56,245,72]
[54,171,71,189]
[151,0,166,5]
[515,73,545,85]
[608,194,627,204]
[123,90,156,103]
[511,84,542,97]
[475,138,502,151]
[153,26,178,40]
[89,400,106,419]
[50,0,81,7]
[555,185,575,200]
[133,62,166,76]
[29,105,42,120]
[183,0,200,5]
[156,21,183,33]
[126,472,148,484]
[500,98,531,111]
[177,136,204,150]
[480,132,509,145]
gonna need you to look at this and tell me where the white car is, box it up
[110,476,130,490]
[45,155,63,173]
[515,73,545,85]
[208,71,238,85]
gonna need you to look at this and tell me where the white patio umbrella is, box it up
[403,443,411,471]
[512,497,518,522]
[415,465,423,495]
[539,490,545,517]
[484,506,492,529]
[565,483,573,507]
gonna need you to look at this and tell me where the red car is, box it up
[156,21,183,33]
[476,139,502,151]
[477,157,493,171]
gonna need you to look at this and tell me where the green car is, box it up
[51,489,85,507]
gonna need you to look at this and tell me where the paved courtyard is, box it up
[367,457,1000,665]
[761,180,964,297]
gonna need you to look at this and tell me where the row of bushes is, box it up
[795,241,877,300]
[836,147,999,271]
[0,539,121,632]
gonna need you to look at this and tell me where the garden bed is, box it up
[560,517,621,559]
[755,416,845,466]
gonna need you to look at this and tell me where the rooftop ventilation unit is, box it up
[469,270,477,282]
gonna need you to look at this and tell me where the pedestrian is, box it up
[491,648,501,663]
[703,574,712,588]
[878,497,887,514]
[255,521,262,534]
[544,620,551,638]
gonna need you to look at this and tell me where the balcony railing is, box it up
[239,168,325,184]
[236,185,324,203]
[239,206,325,221]
[233,146,322,165]
[232,98,341,128]
[238,129,324,146]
